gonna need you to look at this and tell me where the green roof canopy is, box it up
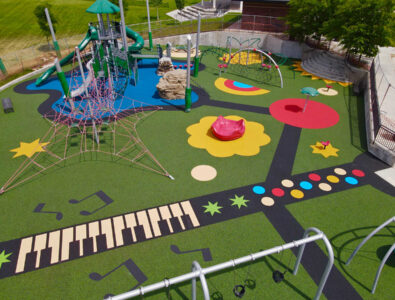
[86,0,120,14]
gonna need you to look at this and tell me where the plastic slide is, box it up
[70,59,93,98]
[125,26,144,53]
[211,116,246,141]
[35,31,92,86]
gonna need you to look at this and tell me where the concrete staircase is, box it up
[170,4,222,21]
[301,51,352,83]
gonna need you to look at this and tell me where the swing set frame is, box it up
[107,227,334,300]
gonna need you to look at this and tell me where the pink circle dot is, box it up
[272,188,285,197]
[308,173,321,181]
[352,169,365,177]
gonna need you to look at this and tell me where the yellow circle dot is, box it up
[281,179,294,188]
[290,189,304,199]
[327,175,339,183]
[319,183,332,191]
[334,168,347,176]
[261,197,275,206]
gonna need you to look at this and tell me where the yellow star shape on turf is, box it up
[310,142,339,158]
[10,139,49,158]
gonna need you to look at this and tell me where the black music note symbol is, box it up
[33,203,63,220]
[68,190,113,216]
[170,244,213,261]
[89,258,148,299]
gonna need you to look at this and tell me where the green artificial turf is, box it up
[0,213,327,299]
[0,46,393,300]
[287,185,395,300]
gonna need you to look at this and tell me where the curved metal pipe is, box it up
[191,261,210,300]
[371,242,395,294]
[293,227,334,300]
[346,216,395,265]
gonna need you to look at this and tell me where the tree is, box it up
[175,0,185,11]
[286,0,335,43]
[326,0,394,59]
[109,0,129,18]
[150,0,163,7]
[34,2,57,44]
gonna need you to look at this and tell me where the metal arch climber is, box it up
[225,48,284,88]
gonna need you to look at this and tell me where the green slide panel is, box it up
[125,27,144,53]
[35,32,92,86]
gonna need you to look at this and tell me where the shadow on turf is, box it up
[330,225,395,292]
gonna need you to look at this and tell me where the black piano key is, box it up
[158,220,171,236]
[96,235,108,252]
[170,218,183,233]
[181,215,194,230]
[25,252,37,272]
[134,225,146,241]
[122,228,134,245]
[39,248,52,268]
[69,241,80,260]
[83,238,94,256]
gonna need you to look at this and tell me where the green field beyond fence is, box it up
[0,0,242,81]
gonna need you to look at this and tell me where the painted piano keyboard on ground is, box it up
[0,201,200,279]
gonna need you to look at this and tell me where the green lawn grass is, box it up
[0,0,202,55]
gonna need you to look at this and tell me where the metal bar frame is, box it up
[346,216,395,294]
[107,227,333,300]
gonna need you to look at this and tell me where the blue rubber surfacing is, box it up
[26,59,199,120]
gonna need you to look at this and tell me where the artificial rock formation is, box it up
[156,57,174,75]
[156,69,186,100]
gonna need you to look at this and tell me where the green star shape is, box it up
[0,250,12,270]
[229,195,249,209]
[203,201,223,216]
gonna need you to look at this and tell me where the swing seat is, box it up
[233,284,245,298]
[211,116,245,141]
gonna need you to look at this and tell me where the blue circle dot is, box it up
[299,181,313,190]
[233,81,254,89]
[253,186,265,194]
[345,176,358,185]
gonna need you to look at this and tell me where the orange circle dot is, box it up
[290,189,304,199]
[327,175,339,183]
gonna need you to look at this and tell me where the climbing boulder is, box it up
[156,69,186,100]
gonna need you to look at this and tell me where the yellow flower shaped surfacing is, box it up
[310,141,339,158]
[187,116,271,157]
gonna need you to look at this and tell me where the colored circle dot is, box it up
[261,197,275,206]
[352,169,365,177]
[334,168,347,176]
[272,188,285,197]
[308,173,321,181]
[345,176,358,185]
[327,175,339,183]
[253,186,265,195]
[319,183,332,191]
[300,181,313,190]
[281,179,294,188]
[290,189,304,199]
